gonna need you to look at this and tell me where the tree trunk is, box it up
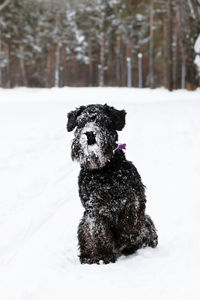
[0,36,2,87]
[47,50,52,87]
[88,37,93,86]
[99,33,104,87]
[18,44,27,86]
[173,16,179,89]
[116,36,121,86]
[55,40,60,87]
[175,0,198,89]
[5,43,11,88]
[149,0,154,88]
[166,0,173,91]
[163,15,168,88]
[126,36,131,87]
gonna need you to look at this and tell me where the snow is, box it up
[78,121,109,169]
[0,87,200,300]
[187,0,195,19]
[194,34,200,74]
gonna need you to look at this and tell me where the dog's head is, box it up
[67,104,126,170]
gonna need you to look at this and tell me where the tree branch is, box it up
[0,0,12,11]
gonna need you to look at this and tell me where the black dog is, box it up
[67,104,158,264]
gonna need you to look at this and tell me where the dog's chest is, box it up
[78,166,136,214]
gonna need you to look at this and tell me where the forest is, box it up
[0,0,200,89]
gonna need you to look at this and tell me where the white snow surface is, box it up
[0,87,200,300]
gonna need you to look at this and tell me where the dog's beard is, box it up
[80,144,111,170]
[71,123,116,170]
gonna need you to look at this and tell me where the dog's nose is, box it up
[85,131,96,145]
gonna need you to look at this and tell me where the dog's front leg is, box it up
[77,211,116,264]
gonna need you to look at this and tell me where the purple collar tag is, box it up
[113,143,126,154]
[119,143,126,150]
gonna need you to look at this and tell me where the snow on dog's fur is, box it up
[67,104,158,264]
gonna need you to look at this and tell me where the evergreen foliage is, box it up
[0,0,199,88]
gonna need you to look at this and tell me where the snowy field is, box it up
[0,87,200,300]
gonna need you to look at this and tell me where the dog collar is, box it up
[113,143,126,153]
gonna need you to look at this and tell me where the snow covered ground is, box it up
[0,87,200,300]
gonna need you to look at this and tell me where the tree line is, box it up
[0,0,200,89]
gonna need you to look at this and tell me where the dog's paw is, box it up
[149,236,158,248]
[101,255,116,264]
[79,254,116,265]
[79,257,93,264]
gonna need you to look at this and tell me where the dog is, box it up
[67,104,158,264]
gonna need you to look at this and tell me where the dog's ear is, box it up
[67,106,86,132]
[104,105,126,131]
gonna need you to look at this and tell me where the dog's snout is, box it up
[85,131,96,145]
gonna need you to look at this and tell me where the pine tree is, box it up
[0,0,199,88]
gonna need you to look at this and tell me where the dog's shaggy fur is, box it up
[67,104,158,264]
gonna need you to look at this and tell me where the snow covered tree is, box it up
[0,0,199,88]
[175,0,199,89]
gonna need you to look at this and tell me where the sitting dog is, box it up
[67,104,158,264]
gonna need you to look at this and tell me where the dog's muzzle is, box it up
[85,131,96,145]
